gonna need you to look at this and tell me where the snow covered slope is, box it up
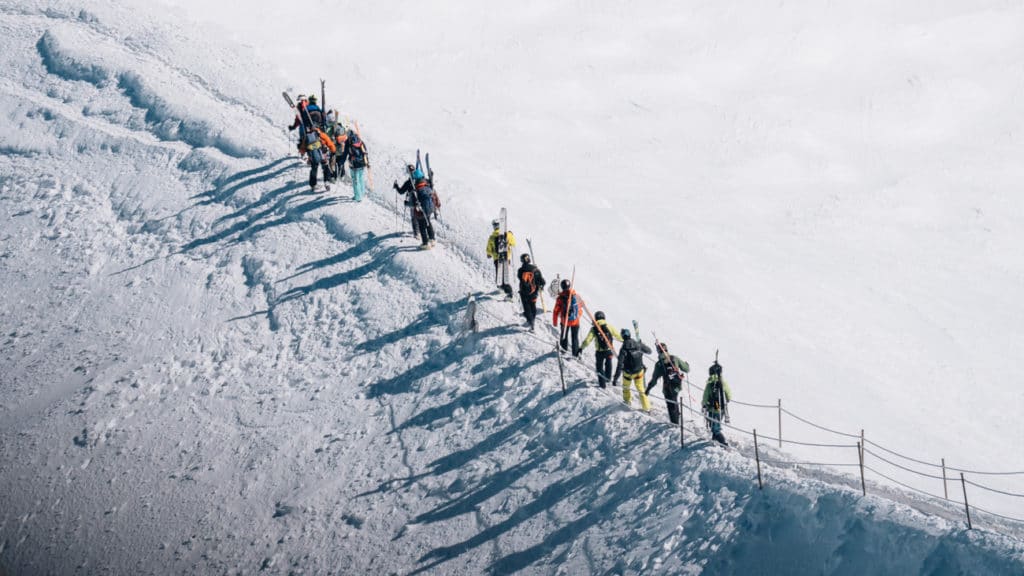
[1,1,1023,574]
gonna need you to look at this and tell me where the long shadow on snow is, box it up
[356,291,490,353]
[274,245,420,305]
[190,156,296,206]
[357,370,557,500]
[391,353,550,435]
[277,231,404,284]
[177,185,326,252]
[363,324,520,400]
[414,431,660,575]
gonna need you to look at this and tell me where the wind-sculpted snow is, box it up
[1,1,1024,575]
[34,24,269,159]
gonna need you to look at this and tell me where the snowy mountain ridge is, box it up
[2,1,1024,574]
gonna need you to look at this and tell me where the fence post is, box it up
[860,429,865,461]
[942,458,948,500]
[754,429,763,490]
[679,398,685,449]
[857,441,866,496]
[777,399,782,448]
[960,473,972,530]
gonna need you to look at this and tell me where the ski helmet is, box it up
[492,219,501,229]
[595,310,605,320]
[621,328,632,340]
[709,362,722,376]
[520,253,530,264]
[406,164,416,173]
[297,94,307,101]
[309,94,318,103]
[560,279,571,291]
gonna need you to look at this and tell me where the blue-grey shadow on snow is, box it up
[177,184,324,253]
[190,156,297,206]
[274,245,419,305]
[277,231,404,284]
[355,292,490,353]
[364,324,521,400]
[392,353,550,435]
[411,426,662,575]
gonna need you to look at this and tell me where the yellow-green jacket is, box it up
[486,230,517,262]
[580,319,622,353]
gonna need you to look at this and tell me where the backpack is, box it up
[706,375,725,410]
[348,141,367,168]
[622,339,645,373]
[520,268,536,294]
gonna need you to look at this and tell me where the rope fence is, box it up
[462,268,1024,535]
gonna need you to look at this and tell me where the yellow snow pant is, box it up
[622,370,650,412]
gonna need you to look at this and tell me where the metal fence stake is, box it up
[961,473,972,530]
[754,429,763,490]
[857,441,866,496]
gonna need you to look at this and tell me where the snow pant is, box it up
[308,149,333,189]
[665,392,680,424]
[595,350,614,388]
[415,209,435,245]
[351,166,367,201]
[520,291,538,329]
[409,204,419,236]
[622,370,650,411]
[706,408,726,444]
[559,324,579,356]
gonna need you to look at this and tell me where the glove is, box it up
[288,125,296,131]
[392,180,399,191]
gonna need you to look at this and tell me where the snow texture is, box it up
[1,1,1023,574]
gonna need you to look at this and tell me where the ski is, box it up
[526,238,546,312]
[497,208,513,300]
[282,91,295,108]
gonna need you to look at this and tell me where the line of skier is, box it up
[284,89,444,251]
[286,93,371,199]
[485,221,733,446]
[284,88,732,445]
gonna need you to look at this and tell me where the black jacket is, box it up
[614,339,652,379]
[516,263,545,295]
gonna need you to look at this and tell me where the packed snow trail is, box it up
[2,3,1024,575]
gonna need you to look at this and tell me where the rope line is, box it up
[467,292,1024,525]
[761,459,861,468]
[863,447,948,481]
[863,465,955,504]
[731,399,778,409]
[963,479,1024,499]
[779,407,861,439]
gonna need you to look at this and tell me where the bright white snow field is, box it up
[1,0,1023,574]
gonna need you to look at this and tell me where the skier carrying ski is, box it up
[287,94,309,157]
[486,220,516,299]
[393,166,436,248]
[613,329,652,412]
[579,311,622,388]
[304,123,336,191]
[702,361,733,445]
[516,254,546,331]
[646,343,690,425]
[552,279,581,356]
[339,130,370,202]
